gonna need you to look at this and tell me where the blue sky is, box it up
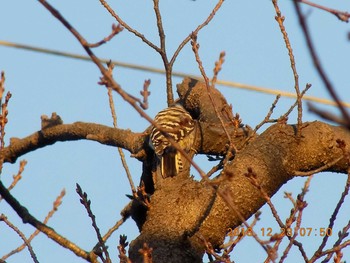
[1,0,350,262]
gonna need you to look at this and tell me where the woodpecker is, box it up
[150,104,195,178]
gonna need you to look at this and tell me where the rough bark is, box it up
[128,79,350,262]
[1,119,146,164]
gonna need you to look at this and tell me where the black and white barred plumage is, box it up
[150,104,195,178]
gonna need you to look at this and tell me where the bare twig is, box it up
[201,234,231,263]
[2,189,65,261]
[140,79,151,110]
[0,214,39,263]
[253,95,281,134]
[243,113,278,150]
[310,172,350,262]
[245,168,284,228]
[0,160,27,202]
[293,1,350,129]
[219,186,273,260]
[190,35,234,150]
[0,72,11,153]
[152,0,174,105]
[107,79,136,194]
[281,83,312,121]
[272,0,303,136]
[319,240,350,262]
[297,0,350,23]
[308,103,349,126]
[0,71,5,101]
[245,168,311,262]
[323,220,350,262]
[211,51,225,86]
[0,180,91,260]
[222,211,262,251]
[294,156,343,177]
[170,0,225,67]
[76,183,111,263]
[190,37,241,183]
[205,157,224,178]
[92,203,130,253]
[279,176,311,263]
[102,218,126,243]
[118,235,132,263]
[98,0,161,52]
[88,24,123,48]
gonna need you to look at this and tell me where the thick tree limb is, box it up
[1,121,145,164]
[128,79,350,262]
[129,121,350,263]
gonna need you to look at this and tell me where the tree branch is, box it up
[0,180,92,261]
[1,121,145,164]
[129,120,350,262]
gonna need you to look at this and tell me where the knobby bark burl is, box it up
[129,78,350,263]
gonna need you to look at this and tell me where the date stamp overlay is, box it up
[228,227,333,237]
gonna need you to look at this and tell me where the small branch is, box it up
[107,84,136,195]
[153,0,165,54]
[87,24,123,48]
[242,95,281,147]
[102,218,126,244]
[245,168,311,262]
[322,218,350,262]
[118,235,132,263]
[219,186,273,259]
[2,189,65,261]
[222,211,261,251]
[293,1,350,129]
[152,0,174,105]
[170,0,224,67]
[98,0,161,53]
[130,182,151,209]
[0,180,91,261]
[297,0,350,23]
[245,168,284,228]
[211,51,225,87]
[254,95,281,133]
[92,203,131,253]
[280,83,312,121]
[294,156,343,177]
[272,0,303,136]
[140,79,151,110]
[279,176,311,262]
[190,35,235,150]
[76,184,111,263]
[0,72,11,173]
[308,103,349,126]
[310,171,350,261]
[205,156,224,178]
[317,240,350,261]
[0,160,27,202]
[190,38,241,182]
[201,233,232,262]
[0,214,39,263]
